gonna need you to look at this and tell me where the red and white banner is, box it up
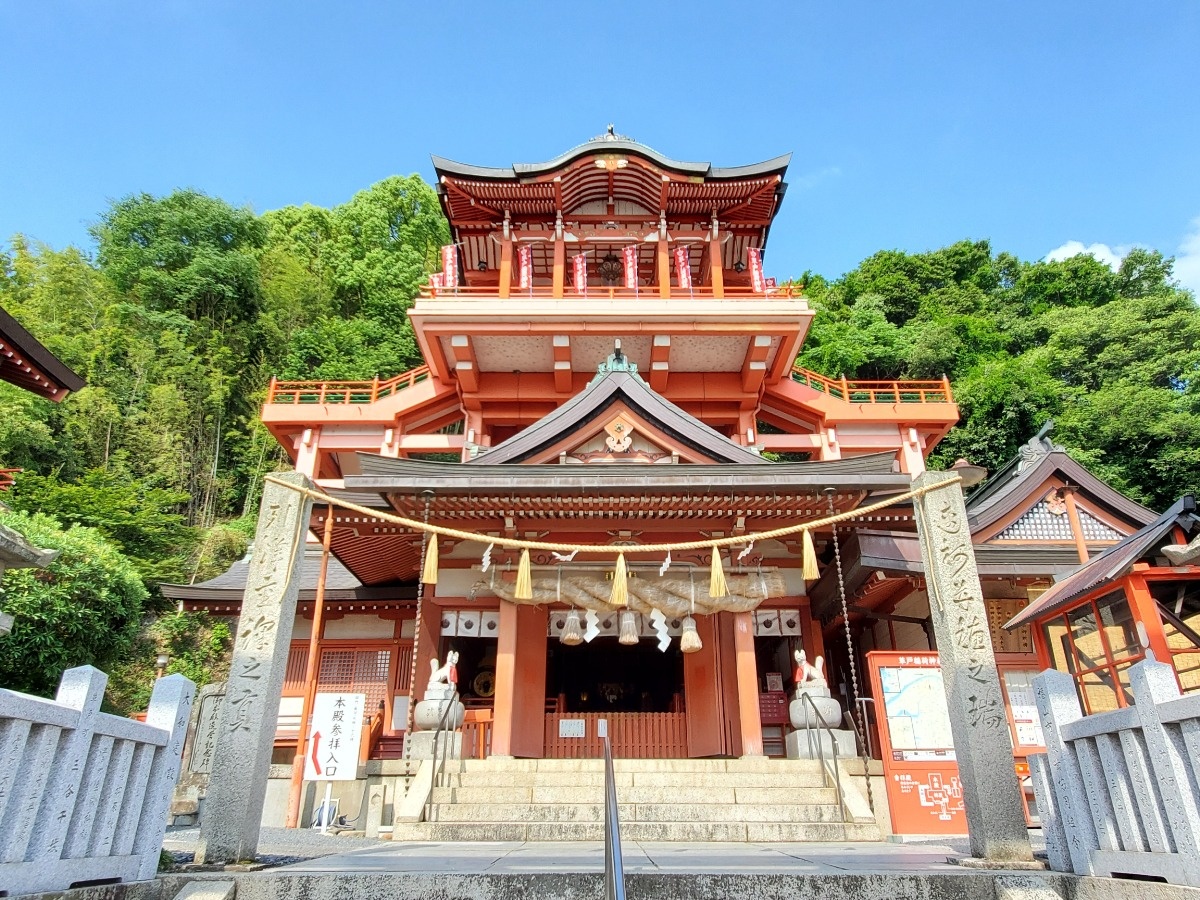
[747,247,765,293]
[518,244,533,290]
[623,245,638,290]
[429,271,444,289]
[441,245,458,289]
[572,254,587,295]
[674,246,692,291]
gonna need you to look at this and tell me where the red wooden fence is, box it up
[543,712,687,758]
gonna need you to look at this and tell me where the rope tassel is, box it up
[802,530,820,581]
[421,534,439,585]
[515,548,533,600]
[709,546,729,599]
[609,552,629,607]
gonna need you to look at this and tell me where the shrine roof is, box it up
[346,450,909,494]
[472,363,765,466]
[0,304,85,401]
[1005,494,1199,629]
[158,544,411,603]
[965,432,1155,534]
[432,132,791,183]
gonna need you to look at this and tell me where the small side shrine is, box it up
[1005,494,1200,711]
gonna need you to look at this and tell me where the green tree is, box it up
[0,510,147,698]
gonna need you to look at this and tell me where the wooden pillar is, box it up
[732,611,764,757]
[683,615,724,757]
[1063,491,1090,564]
[709,238,724,298]
[657,240,671,299]
[552,236,565,298]
[498,238,513,299]
[285,506,333,828]
[490,600,547,757]
[1126,571,1174,667]
[407,592,441,735]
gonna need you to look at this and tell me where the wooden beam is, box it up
[552,236,565,298]
[709,237,725,298]
[553,335,572,393]
[741,334,772,393]
[657,239,671,299]
[650,334,670,392]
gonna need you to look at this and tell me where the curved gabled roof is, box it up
[432,131,791,183]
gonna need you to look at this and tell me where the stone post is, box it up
[912,471,1033,861]
[195,473,313,864]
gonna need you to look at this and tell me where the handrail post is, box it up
[603,730,626,900]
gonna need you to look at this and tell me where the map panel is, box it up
[880,665,955,758]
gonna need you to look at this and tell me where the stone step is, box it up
[391,820,881,843]
[447,769,832,789]
[458,757,825,774]
[432,784,840,806]
[429,801,846,824]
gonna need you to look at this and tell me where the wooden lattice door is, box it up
[318,648,392,722]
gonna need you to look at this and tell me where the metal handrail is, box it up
[425,688,461,823]
[796,692,850,823]
[602,728,626,900]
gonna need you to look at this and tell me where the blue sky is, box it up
[3,1,1198,292]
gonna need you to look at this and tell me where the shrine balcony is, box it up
[789,367,954,405]
[417,283,806,302]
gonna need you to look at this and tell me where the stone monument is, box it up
[406,651,465,758]
[786,650,858,759]
[195,472,313,864]
[912,470,1033,862]
[170,682,226,825]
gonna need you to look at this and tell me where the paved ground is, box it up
[165,825,1045,874]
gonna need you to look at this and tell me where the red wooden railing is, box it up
[790,366,954,405]
[0,468,20,491]
[543,712,687,759]
[420,283,803,301]
[266,366,432,405]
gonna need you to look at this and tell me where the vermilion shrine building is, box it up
[165,134,1198,785]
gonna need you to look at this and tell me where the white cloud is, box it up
[1044,240,1133,271]
[1045,221,1200,298]
[1173,217,1200,298]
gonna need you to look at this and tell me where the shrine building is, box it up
[163,132,1200,839]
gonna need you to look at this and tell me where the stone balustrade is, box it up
[1031,659,1200,886]
[0,666,194,894]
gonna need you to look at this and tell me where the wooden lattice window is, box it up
[1042,590,1144,713]
[318,649,392,716]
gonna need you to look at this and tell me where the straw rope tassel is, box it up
[609,552,629,607]
[802,529,820,581]
[421,534,439,584]
[709,546,729,598]
[515,548,533,600]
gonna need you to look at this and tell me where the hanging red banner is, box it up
[572,254,587,295]
[518,244,533,290]
[441,245,458,289]
[674,246,692,291]
[623,245,638,290]
[747,247,765,293]
[429,271,444,291]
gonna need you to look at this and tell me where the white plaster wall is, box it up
[324,614,394,639]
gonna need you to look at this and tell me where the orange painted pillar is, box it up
[1126,571,1174,667]
[490,600,520,756]
[657,240,671,299]
[709,237,724,298]
[491,601,548,758]
[498,238,513,299]
[552,237,565,298]
[732,611,764,757]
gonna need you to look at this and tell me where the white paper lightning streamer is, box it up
[737,541,755,563]
[552,549,580,562]
[649,608,670,652]
[583,609,600,643]
[481,543,494,572]
[659,551,672,576]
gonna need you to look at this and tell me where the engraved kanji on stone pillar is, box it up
[912,471,1033,862]
[195,472,313,864]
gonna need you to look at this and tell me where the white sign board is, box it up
[304,692,366,781]
[558,719,585,738]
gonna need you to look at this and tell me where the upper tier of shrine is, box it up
[262,133,960,483]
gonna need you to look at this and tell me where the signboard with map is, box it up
[867,651,1046,834]
[868,651,966,835]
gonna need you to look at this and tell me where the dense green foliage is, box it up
[797,242,1200,508]
[0,510,147,696]
[2,176,1197,708]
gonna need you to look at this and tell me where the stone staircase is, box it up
[390,757,881,842]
